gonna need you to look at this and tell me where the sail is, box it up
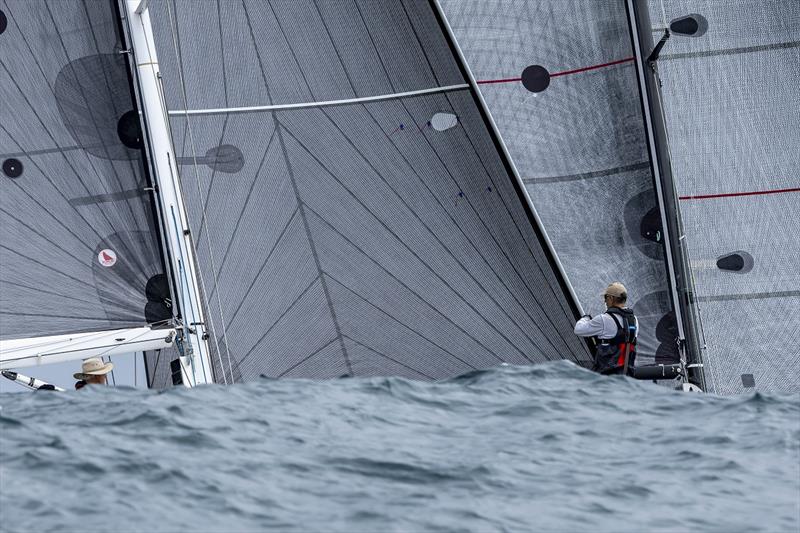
[438,0,679,365]
[0,0,170,341]
[146,0,592,382]
[643,0,800,393]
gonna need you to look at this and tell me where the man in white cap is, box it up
[574,282,638,375]
[73,357,114,390]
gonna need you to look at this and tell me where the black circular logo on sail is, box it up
[2,158,23,178]
[0,10,8,35]
[521,65,550,93]
[117,109,143,149]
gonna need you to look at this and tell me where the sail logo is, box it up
[98,249,117,267]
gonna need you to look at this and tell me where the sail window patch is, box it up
[0,10,7,35]
[2,158,22,178]
[430,113,458,132]
[669,14,708,38]
[741,374,755,388]
[117,110,143,149]
[521,65,550,93]
[716,251,754,273]
[98,249,117,267]
[640,206,662,243]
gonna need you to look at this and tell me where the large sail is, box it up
[641,0,800,394]
[146,0,592,382]
[438,0,679,365]
[0,0,171,343]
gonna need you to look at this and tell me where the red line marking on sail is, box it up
[476,57,635,85]
[678,187,800,201]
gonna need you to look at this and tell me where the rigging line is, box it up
[106,355,117,386]
[317,106,549,361]
[476,57,635,85]
[679,187,800,201]
[163,2,232,384]
[166,84,470,116]
[341,335,435,381]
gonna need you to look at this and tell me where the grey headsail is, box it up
[0,0,169,340]
[438,0,678,365]
[636,0,800,394]
[147,0,592,382]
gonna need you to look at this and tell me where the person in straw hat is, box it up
[73,357,114,390]
[574,282,638,375]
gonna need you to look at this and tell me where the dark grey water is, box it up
[1,362,798,532]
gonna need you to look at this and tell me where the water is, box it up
[1,362,798,533]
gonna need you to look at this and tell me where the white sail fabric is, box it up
[0,326,175,370]
[0,0,170,341]
[647,0,800,393]
[146,0,592,382]
[438,0,678,365]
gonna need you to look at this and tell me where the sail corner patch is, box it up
[521,65,550,93]
[98,249,117,267]
[2,158,22,178]
[430,113,458,132]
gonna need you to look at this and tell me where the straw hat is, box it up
[73,357,114,380]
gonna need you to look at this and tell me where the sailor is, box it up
[73,357,114,389]
[574,282,638,375]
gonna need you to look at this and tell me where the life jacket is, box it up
[593,307,637,374]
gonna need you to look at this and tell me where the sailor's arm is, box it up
[574,314,606,337]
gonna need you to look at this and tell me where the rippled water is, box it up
[1,362,798,532]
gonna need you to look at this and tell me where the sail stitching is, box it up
[301,203,500,364]
[318,106,548,361]
[325,275,478,371]
[274,123,353,375]
[280,123,529,363]
[439,91,576,355]
[341,334,436,380]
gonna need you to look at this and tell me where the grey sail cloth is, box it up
[646,0,800,394]
[0,0,168,340]
[148,0,592,382]
[438,0,678,365]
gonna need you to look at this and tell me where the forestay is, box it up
[0,0,170,342]
[146,0,592,383]
[647,0,800,394]
[438,0,678,365]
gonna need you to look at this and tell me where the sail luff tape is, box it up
[168,84,470,116]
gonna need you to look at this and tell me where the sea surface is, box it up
[1,362,798,533]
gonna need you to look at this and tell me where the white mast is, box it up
[121,0,215,386]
